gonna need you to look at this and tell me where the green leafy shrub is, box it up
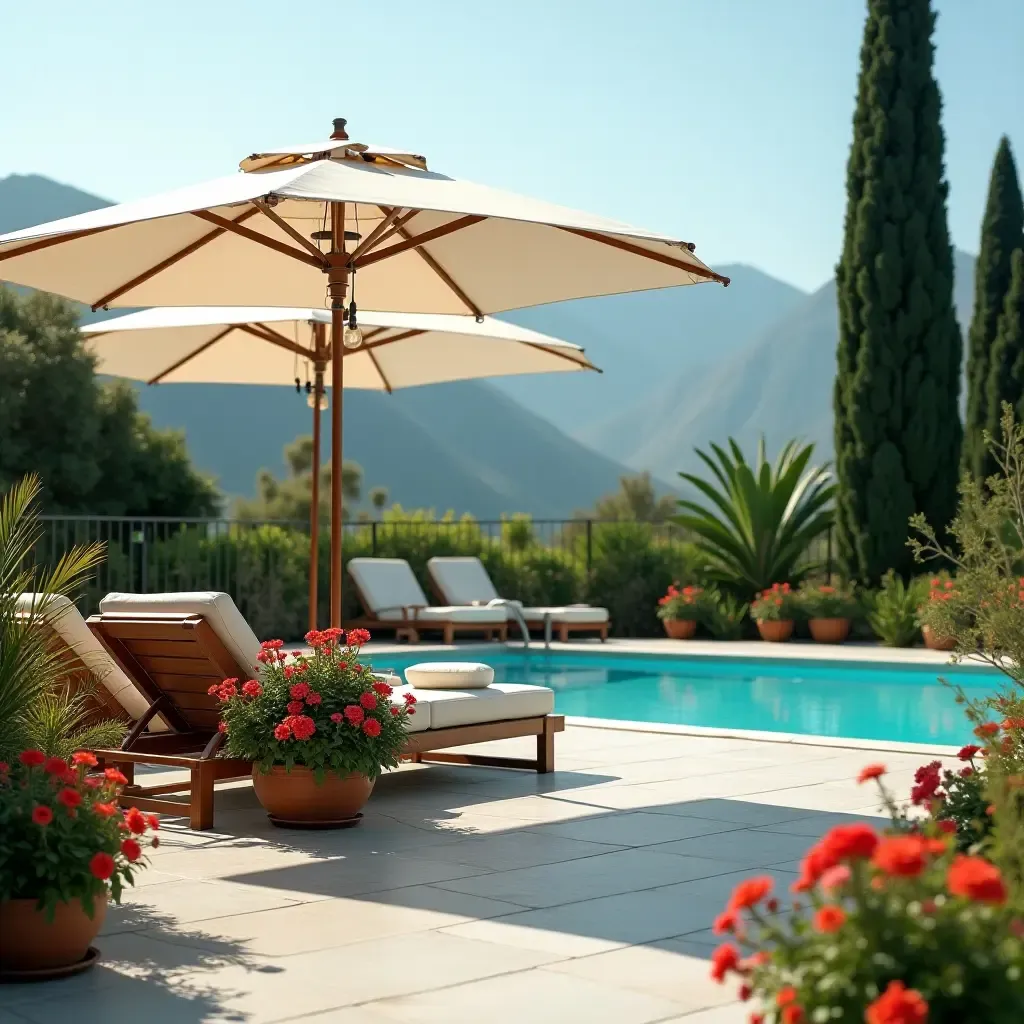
[702,588,748,640]
[866,571,925,647]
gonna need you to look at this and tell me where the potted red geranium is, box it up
[213,627,415,828]
[657,583,707,639]
[0,750,157,978]
[795,581,858,644]
[752,583,796,642]
[919,575,957,650]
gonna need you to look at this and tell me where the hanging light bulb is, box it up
[306,391,329,410]
[342,300,363,349]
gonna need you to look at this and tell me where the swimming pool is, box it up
[367,649,1003,746]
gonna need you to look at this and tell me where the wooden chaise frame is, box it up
[345,571,508,645]
[85,611,562,830]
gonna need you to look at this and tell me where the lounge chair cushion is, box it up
[427,557,499,604]
[428,556,608,624]
[17,593,164,728]
[348,558,504,624]
[411,683,555,730]
[404,662,494,689]
[98,592,260,676]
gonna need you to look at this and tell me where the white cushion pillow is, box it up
[404,662,494,689]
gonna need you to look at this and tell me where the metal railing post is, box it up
[586,519,593,574]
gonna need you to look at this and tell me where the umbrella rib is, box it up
[192,211,326,269]
[519,341,601,373]
[90,207,261,310]
[251,200,330,266]
[365,349,393,394]
[555,227,731,285]
[147,325,235,385]
[391,219,483,318]
[0,223,120,263]
[238,322,314,359]
[353,215,485,269]
[347,207,405,263]
[357,329,425,351]
[367,209,421,251]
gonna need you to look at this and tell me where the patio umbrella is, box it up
[0,116,730,627]
[80,305,599,630]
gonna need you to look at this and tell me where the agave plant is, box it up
[0,474,122,760]
[673,438,835,594]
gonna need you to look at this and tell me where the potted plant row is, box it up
[752,582,858,643]
[211,626,416,827]
[0,751,157,978]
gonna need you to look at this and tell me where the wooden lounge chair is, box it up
[16,593,161,728]
[85,591,562,830]
[347,558,509,644]
[427,556,610,642]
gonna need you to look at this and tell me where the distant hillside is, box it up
[581,250,978,478]
[496,265,808,435]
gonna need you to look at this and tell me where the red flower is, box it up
[305,691,322,706]
[358,691,377,710]
[256,650,273,664]
[709,943,740,982]
[857,763,886,784]
[242,679,262,697]
[125,807,147,834]
[390,707,401,716]
[362,717,382,737]
[219,678,238,698]
[283,666,297,679]
[290,682,310,700]
[728,876,773,911]
[104,766,129,785]
[330,712,344,723]
[958,744,981,761]
[712,909,738,934]
[812,905,846,933]
[777,987,798,1006]
[217,721,228,733]
[865,981,929,1024]
[57,787,82,809]
[372,681,393,697]
[821,823,879,862]
[90,852,116,880]
[19,749,46,767]
[44,756,69,776]
[287,700,305,715]
[819,865,851,891]
[872,836,928,878]
[739,984,752,1001]
[1002,717,1024,731]
[749,1017,764,1024]
[975,721,1000,738]
[31,805,54,826]
[260,639,285,650]
[344,705,365,726]
[147,814,160,830]
[782,1008,804,1024]
[274,722,292,741]
[947,854,1007,905]
[94,802,117,817]
[910,761,943,805]
[337,661,348,672]
[121,838,142,862]
[289,715,317,741]
[347,628,371,647]
[71,751,98,768]
[937,819,957,835]
[403,692,418,705]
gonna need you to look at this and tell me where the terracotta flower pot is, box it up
[922,625,955,651]
[252,765,374,826]
[808,617,851,644]
[756,619,794,643]
[663,619,698,640]
[0,892,106,972]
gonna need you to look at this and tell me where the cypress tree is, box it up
[986,250,1024,432]
[833,0,962,583]
[964,138,1024,480]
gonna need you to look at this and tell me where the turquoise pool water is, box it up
[367,650,1003,746]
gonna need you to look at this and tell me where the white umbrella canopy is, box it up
[80,306,599,389]
[0,117,729,627]
[81,304,600,632]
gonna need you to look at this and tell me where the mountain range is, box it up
[1,172,977,516]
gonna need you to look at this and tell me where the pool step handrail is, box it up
[486,598,533,648]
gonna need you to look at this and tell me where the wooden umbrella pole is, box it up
[328,201,348,629]
[307,323,326,633]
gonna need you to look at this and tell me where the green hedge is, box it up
[57,519,703,641]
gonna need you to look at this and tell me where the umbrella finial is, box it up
[331,118,349,141]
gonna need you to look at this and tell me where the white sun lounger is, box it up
[427,557,610,641]
[347,558,508,644]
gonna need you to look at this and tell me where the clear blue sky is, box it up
[2,0,1021,291]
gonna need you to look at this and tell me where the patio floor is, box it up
[0,725,934,1024]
